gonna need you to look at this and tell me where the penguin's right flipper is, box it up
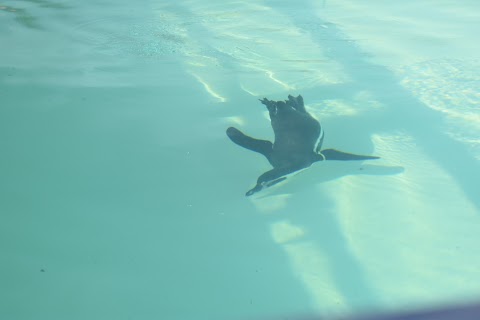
[321,149,380,161]
[226,127,273,158]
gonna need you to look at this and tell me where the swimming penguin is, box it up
[226,95,379,196]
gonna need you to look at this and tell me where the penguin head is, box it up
[246,175,288,196]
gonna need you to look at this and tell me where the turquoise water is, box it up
[1,1,480,319]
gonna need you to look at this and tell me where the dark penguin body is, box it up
[227,95,379,196]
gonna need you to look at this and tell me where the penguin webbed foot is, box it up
[260,95,306,116]
[259,98,276,113]
[286,94,306,113]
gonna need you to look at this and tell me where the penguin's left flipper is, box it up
[226,127,273,158]
[321,149,380,161]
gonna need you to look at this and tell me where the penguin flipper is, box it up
[320,149,380,161]
[226,127,273,158]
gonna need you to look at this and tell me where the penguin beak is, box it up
[245,184,263,196]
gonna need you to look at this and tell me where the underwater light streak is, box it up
[265,70,295,90]
[240,84,258,96]
[190,72,226,102]
[270,220,347,313]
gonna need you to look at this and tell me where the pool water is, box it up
[1,1,480,319]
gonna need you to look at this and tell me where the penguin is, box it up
[226,95,379,196]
